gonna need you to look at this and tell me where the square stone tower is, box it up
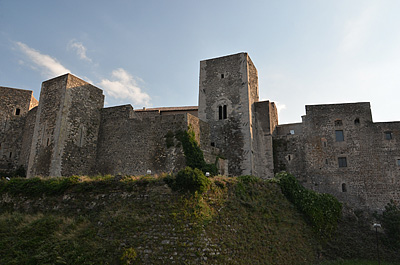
[27,74,104,177]
[198,53,260,176]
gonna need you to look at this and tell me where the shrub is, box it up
[378,200,400,248]
[173,167,210,194]
[275,172,342,239]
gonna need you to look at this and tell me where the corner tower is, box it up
[27,74,104,177]
[198,53,259,176]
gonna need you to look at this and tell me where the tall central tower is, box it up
[198,53,259,176]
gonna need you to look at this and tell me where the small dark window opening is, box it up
[223,105,227,119]
[218,106,223,120]
[385,132,393,140]
[325,159,328,165]
[218,105,227,120]
[354,118,360,125]
[397,159,400,166]
[338,157,347,168]
[288,155,292,161]
[342,183,347,192]
[9,152,12,158]
[221,73,224,79]
[15,108,20,115]
[211,142,215,147]
[335,120,343,126]
[47,138,50,146]
[323,141,327,147]
[335,130,344,142]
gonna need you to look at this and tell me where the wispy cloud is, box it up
[99,68,151,106]
[67,40,92,62]
[275,102,287,116]
[339,5,378,53]
[15,41,70,77]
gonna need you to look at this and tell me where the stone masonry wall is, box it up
[27,75,68,177]
[252,101,277,178]
[0,87,38,174]
[59,76,104,176]
[27,74,104,177]
[198,53,255,176]
[275,103,400,211]
[95,106,199,176]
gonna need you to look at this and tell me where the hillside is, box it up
[0,174,399,264]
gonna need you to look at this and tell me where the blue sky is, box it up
[1,0,400,124]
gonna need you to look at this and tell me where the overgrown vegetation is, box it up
[0,175,80,196]
[376,200,400,248]
[275,172,342,239]
[0,174,319,264]
[173,129,218,175]
[165,166,211,194]
[1,174,399,264]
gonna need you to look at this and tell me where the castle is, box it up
[1,52,399,211]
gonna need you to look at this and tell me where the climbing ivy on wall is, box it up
[275,172,342,239]
[172,129,218,176]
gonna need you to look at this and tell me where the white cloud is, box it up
[275,102,287,116]
[16,41,70,77]
[67,40,92,62]
[99,68,151,106]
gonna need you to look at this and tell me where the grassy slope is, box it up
[0,175,318,264]
[1,175,399,264]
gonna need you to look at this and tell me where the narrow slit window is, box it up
[15,108,20,115]
[9,152,12,158]
[335,130,344,142]
[218,106,223,120]
[397,159,400,166]
[223,105,227,119]
[221,73,224,79]
[342,183,347,192]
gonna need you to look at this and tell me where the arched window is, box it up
[342,183,347,192]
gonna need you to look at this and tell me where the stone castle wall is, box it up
[275,103,400,211]
[27,74,104,177]
[95,106,211,176]
[199,53,258,176]
[0,86,38,173]
[1,53,400,211]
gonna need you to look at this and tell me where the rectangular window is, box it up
[335,130,344,142]
[385,132,393,140]
[218,106,223,120]
[338,157,347,168]
[397,159,400,166]
[15,108,20,115]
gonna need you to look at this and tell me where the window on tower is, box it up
[218,105,227,120]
